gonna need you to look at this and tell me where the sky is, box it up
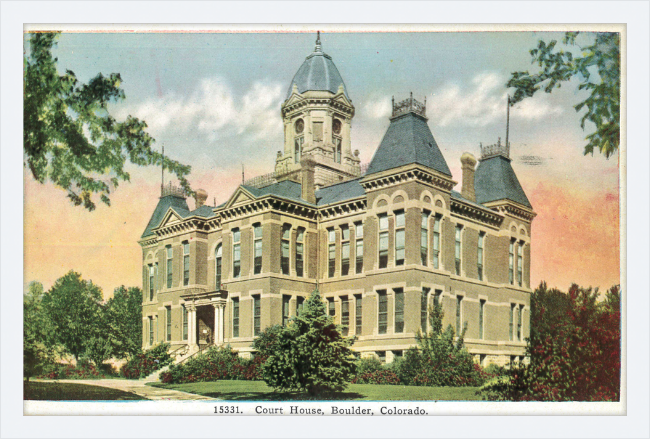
[23,30,621,300]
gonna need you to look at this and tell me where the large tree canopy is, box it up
[24,32,192,211]
[105,286,143,359]
[507,32,620,158]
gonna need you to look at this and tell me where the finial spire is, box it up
[160,144,165,196]
[314,31,322,52]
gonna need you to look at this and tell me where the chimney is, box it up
[300,156,316,204]
[194,188,208,208]
[460,153,477,202]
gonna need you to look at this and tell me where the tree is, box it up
[23,281,59,380]
[261,290,356,396]
[395,300,483,387]
[24,32,193,211]
[481,283,621,401]
[41,271,105,361]
[507,32,620,158]
[105,286,143,359]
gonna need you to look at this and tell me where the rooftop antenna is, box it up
[505,94,511,158]
[242,163,245,184]
[160,144,165,196]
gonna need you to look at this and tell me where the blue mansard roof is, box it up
[474,155,532,208]
[365,112,452,177]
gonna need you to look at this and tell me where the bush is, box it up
[351,369,401,385]
[481,283,621,401]
[353,358,384,377]
[37,361,116,380]
[120,343,172,379]
[160,346,262,384]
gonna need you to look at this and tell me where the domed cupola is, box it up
[276,32,359,189]
[285,32,350,100]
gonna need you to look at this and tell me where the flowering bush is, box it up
[351,370,401,385]
[37,361,116,380]
[120,343,172,379]
[481,283,621,401]
[160,346,263,384]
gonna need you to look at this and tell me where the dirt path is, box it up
[32,378,215,401]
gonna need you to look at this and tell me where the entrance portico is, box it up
[181,289,227,353]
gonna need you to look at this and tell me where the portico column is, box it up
[213,303,220,346]
[218,303,226,345]
[187,304,197,348]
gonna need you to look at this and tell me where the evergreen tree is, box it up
[261,290,356,396]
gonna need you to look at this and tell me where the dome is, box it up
[285,33,349,100]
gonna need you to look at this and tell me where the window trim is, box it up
[182,304,188,341]
[281,224,291,276]
[378,214,389,269]
[421,210,430,266]
[253,223,263,275]
[328,228,336,278]
[421,287,430,332]
[354,294,362,335]
[377,290,388,335]
[394,288,404,333]
[341,225,350,276]
[433,215,441,269]
[341,296,350,336]
[215,243,223,290]
[166,245,173,289]
[182,241,190,286]
[231,297,240,338]
[232,228,241,278]
[354,222,364,274]
[394,210,405,266]
[454,224,463,276]
[479,299,486,340]
[517,241,524,287]
[166,306,172,341]
[252,294,261,336]
[477,232,485,281]
[295,227,305,277]
[148,264,155,301]
[455,295,464,334]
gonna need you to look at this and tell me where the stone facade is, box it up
[139,35,536,366]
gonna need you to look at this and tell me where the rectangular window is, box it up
[433,215,441,269]
[454,225,463,275]
[377,290,388,335]
[232,298,239,338]
[166,306,172,341]
[378,214,389,269]
[395,210,405,266]
[253,224,263,275]
[509,303,515,341]
[334,137,342,164]
[478,299,485,340]
[328,298,335,317]
[215,245,222,289]
[421,287,430,331]
[148,316,154,345]
[477,232,485,281]
[295,228,304,277]
[355,222,363,274]
[182,305,188,340]
[517,242,523,287]
[183,242,190,286]
[253,295,261,336]
[341,225,350,276]
[313,121,323,142]
[509,240,515,285]
[281,224,291,275]
[282,295,290,326]
[294,137,304,164]
[518,305,524,341]
[421,210,429,266]
[233,228,241,278]
[166,246,173,288]
[148,264,155,301]
[328,228,336,278]
[433,289,442,308]
[456,296,463,334]
[394,288,404,333]
[296,296,305,315]
[341,296,349,336]
[355,294,362,335]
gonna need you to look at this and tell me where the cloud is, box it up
[362,96,392,120]
[115,78,284,141]
[429,72,563,127]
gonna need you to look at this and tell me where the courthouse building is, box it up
[139,35,536,366]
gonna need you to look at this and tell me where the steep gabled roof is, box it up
[474,155,532,208]
[365,112,452,177]
[141,195,190,238]
[316,178,365,206]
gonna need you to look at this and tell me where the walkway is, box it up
[33,378,215,401]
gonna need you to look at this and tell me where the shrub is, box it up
[351,370,401,385]
[481,283,621,401]
[160,346,262,384]
[120,343,172,379]
[37,361,116,380]
[353,357,384,377]
[261,290,356,396]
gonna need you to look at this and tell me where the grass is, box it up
[24,381,147,401]
[149,380,481,401]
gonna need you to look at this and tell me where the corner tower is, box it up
[275,32,360,188]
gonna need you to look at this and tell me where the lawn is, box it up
[24,381,147,401]
[149,380,481,401]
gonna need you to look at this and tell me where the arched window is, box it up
[215,244,222,290]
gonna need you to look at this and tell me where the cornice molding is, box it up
[360,165,456,193]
